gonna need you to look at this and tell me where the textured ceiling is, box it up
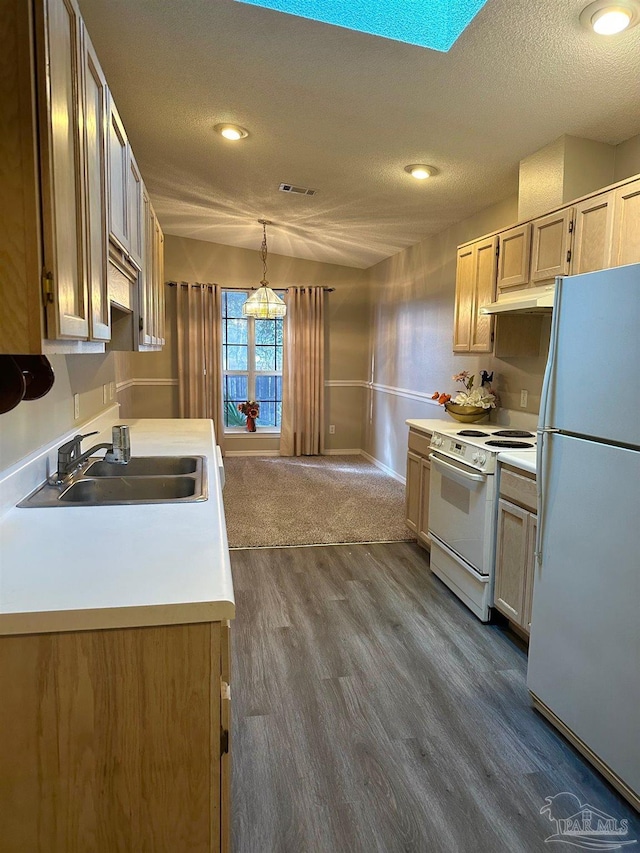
[78,0,640,268]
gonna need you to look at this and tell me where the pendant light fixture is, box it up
[242,219,287,319]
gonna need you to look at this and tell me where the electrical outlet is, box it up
[520,389,528,408]
[329,424,336,434]
[73,393,80,419]
[109,381,115,400]
[103,383,109,405]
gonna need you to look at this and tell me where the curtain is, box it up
[280,286,325,456]
[176,283,225,452]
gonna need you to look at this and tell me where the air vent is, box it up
[279,183,317,196]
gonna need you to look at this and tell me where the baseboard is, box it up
[324,448,361,455]
[360,450,406,484]
[224,450,281,457]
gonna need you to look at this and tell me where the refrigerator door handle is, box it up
[536,427,560,565]
[538,276,563,432]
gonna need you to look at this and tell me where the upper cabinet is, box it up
[453,235,497,353]
[496,224,531,292]
[611,178,640,268]
[571,191,615,275]
[530,208,573,283]
[0,0,164,354]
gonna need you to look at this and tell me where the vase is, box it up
[444,402,490,424]
[246,416,256,432]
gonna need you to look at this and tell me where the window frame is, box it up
[222,289,284,435]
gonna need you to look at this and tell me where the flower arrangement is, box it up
[238,400,260,432]
[432,370,498,410]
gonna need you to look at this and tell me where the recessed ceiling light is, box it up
[404,164,437,180]
[214,123,249,140]
[579,1,639,34]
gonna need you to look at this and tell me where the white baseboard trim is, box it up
[324,448,361,455]
[116,378,178,392]
[360,450,406,485]
[224,450,281,457]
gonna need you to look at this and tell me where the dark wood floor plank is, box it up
[231,542,640,853]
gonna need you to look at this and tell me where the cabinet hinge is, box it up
[495,243,500,257]
[566,249,572,263]
[139,317,144,332]
[42,271,54,306]
[220,728,229,755]
[568,220,574,234]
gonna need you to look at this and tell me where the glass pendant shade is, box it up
[242,219,287,319]
[242,285,286,318]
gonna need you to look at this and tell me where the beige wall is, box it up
[127,234,370,452]
[363,194,554,478]
[0,354,118,471]
[614,134,640,182]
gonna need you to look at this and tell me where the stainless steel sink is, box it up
[85,456,199,477]
[18,456,208,507]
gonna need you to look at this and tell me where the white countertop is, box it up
[406,418,452,434]
[498,449,537,475]
[0,419,234,635]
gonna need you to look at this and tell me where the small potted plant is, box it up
[237,400,260,432]
[432,371,497,423]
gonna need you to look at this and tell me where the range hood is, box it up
[480,283,555,315]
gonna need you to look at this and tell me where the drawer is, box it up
[408,428,432,458]
[500,466,537,513]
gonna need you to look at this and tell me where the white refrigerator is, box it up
[527,263,640,810]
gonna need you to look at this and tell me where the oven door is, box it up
[428,451,492,575]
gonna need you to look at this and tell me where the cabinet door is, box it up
[453,244,474,351]
[611,178,640,268]
[571,191,615,275]
[127,150,143,269]
[523,513,537,634]
[494,499,529,626]
[405,451,421,534]
[496,223,532,292]
[469,235,497,353]
[530,208,573,283]
[139,189,154,346]
[155,220,165,345]
[107,95,128,251]
[81,27,110,341]
[220,680,231,853]
[40,0,90,339]
[417,457,431,547]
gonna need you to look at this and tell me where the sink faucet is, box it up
[51,425,131,484]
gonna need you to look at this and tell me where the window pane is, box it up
[255,375,281,401]
[255,345,276,371]
[223,374,248,427]
[255,319,276,345]
[275,319,283,346]
[224,344,248,371]
[225,318,247,345]
[224,291,248,319]
[259,401,277,427]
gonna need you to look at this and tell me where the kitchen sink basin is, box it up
[85,455,200,477]
[59,476,199,504]
[17,456,208,507]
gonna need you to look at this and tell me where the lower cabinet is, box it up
[405,428,432,549]
[0,620,231,853]
[494,465,537,635]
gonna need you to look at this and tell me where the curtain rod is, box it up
[165,280,335,293]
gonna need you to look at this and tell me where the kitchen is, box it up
[1,0,640,850]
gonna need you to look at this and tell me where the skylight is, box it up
[234,0,490,52]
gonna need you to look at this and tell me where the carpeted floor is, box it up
[223,455,413,549]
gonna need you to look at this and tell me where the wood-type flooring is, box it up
[230,542,639,853]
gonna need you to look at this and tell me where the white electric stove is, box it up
[427,426,537,621]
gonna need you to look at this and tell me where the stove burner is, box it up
[492,430,534,438]
[457,430,490,437]
[485,440,534,448]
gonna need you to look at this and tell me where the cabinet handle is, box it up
[566,249,572,263]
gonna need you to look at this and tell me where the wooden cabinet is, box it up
[453,235,497,353]
[127,150,144,269]
[611,178,640,268]
[107,96,129,253]
[496,223,531,292]
[405,428,432,549]
[0,620,231,852]
[138,193,165,350]
[530,208,573,283]
[571,191,615,275]
[494,466,537,635]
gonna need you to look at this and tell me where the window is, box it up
[222,290,284,431]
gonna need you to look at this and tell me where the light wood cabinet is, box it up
[405,428,432,550]
[0,620,231,852]
[453,236,497,353]
[571,190,615,275]
[127,149,144,269]
[530,208,573,283]
[107,96,129,253]
[138,194,166,350]
[493,465,537,635]
[611,177,640,268]
[496,223,531,292]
